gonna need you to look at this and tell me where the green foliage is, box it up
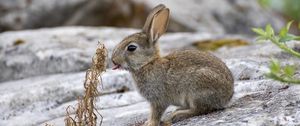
[266,59,299,83]
[269,58,280,73]
[283,65,295,78]
[283,0,300,21]
[252,21,300,58]
[257,0,300,21]
[252,21,300,84]
[257,0,271,8]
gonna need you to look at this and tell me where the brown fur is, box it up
[112,4,234,126]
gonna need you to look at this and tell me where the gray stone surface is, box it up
[0,27,135,82]
[0,0,147,32]
[0,27,215,82]
[0,69,137,126]
[39,77,300,126]
[173,80,300,126]
[0,26,300,126]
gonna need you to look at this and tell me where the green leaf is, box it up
[284,65,295,77]
[279,34,298,42]
[279,21,295,42]
[265,24,274,37]
[286,21,293,31]
[252,28,266,36]
[269,59,280,73]
[265,72,275,79]
[295,36,300,41]
[279,27,288,38]
[258,0,270,8]
[256,36,268,42]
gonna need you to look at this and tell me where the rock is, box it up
[0,0,285,34]
[1,25,300,126]
[0,27,136,82]
[41,81,300,126]
[0,0,148,32]
[173,81,300,126]
[1,90,145,126]
[225,58,269,81]
[0,70,136,126]
[0,27,217,82]
[0,0,85,31]
[0,40,300,126]
[138,0,285,34]
[43,101,149,126]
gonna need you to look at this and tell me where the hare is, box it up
[111,4,234,126]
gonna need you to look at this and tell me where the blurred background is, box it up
[1,0,300,126]
[0,0,299,34]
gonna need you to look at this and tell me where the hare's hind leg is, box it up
[168,98,206,123]
[175,96,190,111]
[169,109,199,123]
[168,95,218,123]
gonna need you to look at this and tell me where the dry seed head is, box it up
[64,43,107,126]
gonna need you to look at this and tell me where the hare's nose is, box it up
[112,58,119,65]
[112,60,117,65]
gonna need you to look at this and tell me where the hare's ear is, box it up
[143,4,170,44]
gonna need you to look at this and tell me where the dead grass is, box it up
[64,43,107,126]
[193,38,249,51]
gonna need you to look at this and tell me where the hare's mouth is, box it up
[112,64,121,70]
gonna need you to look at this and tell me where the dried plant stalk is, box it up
[45,123,55,126]
[65,43,107,126]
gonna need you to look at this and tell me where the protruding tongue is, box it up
[112,65,121,70]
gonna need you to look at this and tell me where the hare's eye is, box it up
[127,45,137,52]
